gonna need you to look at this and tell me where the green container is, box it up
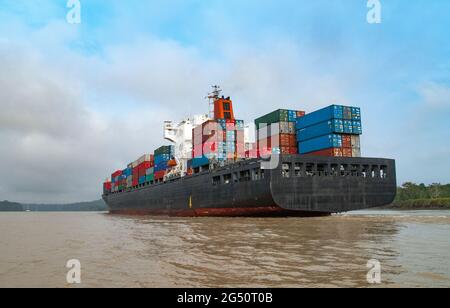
[146,174,154,182]
[255,109,290,128]
[155,145,173,156]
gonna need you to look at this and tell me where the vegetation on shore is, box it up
[382,183,450,210]
[0,200,107,212]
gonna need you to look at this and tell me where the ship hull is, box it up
[103,155,396,217]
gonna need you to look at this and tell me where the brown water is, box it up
[0,211,449,288]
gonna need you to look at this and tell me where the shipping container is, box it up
[343,106,352,120]
[341,135,352,148]
[154,154,171,165]
[155,161,168,172]
[154,145,174,156]
[255,109,305,128]
[303,148,343,157]
[192,156,210,168]
[352,148,362,158]
[296,119,344,142]
[351,107,361,121]
[342,147,353,157]
[352,121,362,135]
[146,174,154,183]
[351,135,361,148]
[296,105,343,129]
[343,120,353,134]
[154,170,166,180]
[298,134,342,154]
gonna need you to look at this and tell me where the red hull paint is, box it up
[109,206,330,217]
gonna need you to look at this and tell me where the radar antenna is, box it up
[206,85,222,119]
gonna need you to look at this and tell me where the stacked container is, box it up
[103,181,112,195]
[154,146,174,180]
[111,170,123,192]
[255,109,305,155]
[296,105,362,157]
[191,119,245,168]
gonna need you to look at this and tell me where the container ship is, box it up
[102,86,396,217]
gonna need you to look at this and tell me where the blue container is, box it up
[343,106,352,120]
[192,156,210,168]
[296,105,344,130]
[296,119,344,142]
[154,161,168,172]
[288,110,297,122]
[139,176,146,185]
[352,121,362,135]
[343,120,353,134]
[154,154,170,165]
[351,107,361,121]
[298,134,342,154]
[122,168,132,177]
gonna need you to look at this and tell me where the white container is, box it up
[351,135,361,149]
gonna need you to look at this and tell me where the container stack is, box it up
[255,109,305,156]
[103,180,112,195]
[154,146,174,180]
[111,170,123,192]
[122,167,132,188]
[191,119,245,168]
[296,105,362,157]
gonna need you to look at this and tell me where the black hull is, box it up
[103,155,396,217]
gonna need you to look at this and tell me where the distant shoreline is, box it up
[1,199,450,212]
[376,198,450,210]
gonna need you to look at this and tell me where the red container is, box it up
[297,111,306,118]
[289,147,298,154]
[281,146,291,154]
[342,147,353,157]
[132,178,138,186]
[304,148,343,157]
[341,135,352,148]
[279,134,291,147]
[103,182,112,190]
[155,170,166,180]
[111,170,122,178]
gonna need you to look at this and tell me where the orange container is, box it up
[341,135,352,148]
[342,147,353,157]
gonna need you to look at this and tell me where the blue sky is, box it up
[0,0,449,202]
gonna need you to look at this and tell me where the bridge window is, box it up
[282,163,292,178]
[233,172,239,183]
[351,164,361,177]
[294,163,303,177]
[317,164,327,176]
[212,176,221,186]
[240,170,251,182]
[361,165,369,178]
[330,164,339,176]
[340,164,349,176]
[306,163,315,176]
[371,165,379,178]
[223,174,232,184]
[380,165,388,179]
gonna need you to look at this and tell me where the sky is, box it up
[0,0,449,203]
